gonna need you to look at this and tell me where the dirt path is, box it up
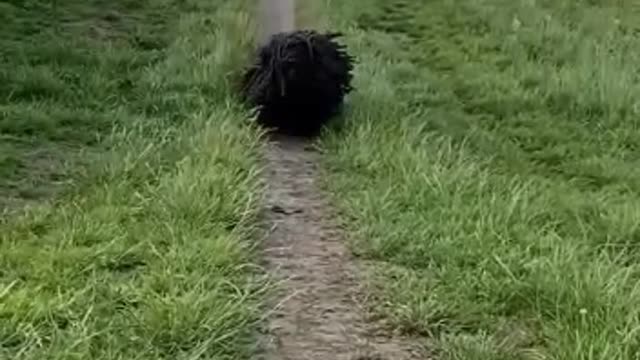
[257,134,427,360]
[258,0,294,44]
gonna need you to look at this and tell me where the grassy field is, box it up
[0,0,266,359]
[321,0,640,359]
[5,0,640,358]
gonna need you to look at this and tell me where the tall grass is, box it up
[1,0,266,359]
[321,0,640,359]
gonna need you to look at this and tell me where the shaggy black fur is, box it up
[240,30,355,136]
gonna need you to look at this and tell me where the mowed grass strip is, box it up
[0,0,254,211]
[321,0,640,359]
[0,0,176,211]
[1,0,266,359]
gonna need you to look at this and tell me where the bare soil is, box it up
[258,134,428,360]
[0,140,77,215]
[258,0,294,44]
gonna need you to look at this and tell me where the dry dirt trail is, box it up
[256,134,427,360]
[254,2,427,358]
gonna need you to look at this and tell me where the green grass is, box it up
[321,0,640,359]
[1,0,266,359]
[0,0,167,210]
[0,0,241,211]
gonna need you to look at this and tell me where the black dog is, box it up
[241,30,355,136]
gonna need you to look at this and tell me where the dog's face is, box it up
[276,38,316,94]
